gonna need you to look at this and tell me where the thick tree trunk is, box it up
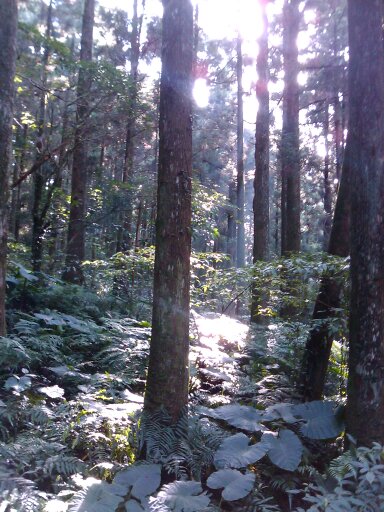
[63,0,95,283]
[298,136,351,401]
[0,0,17,336]
[236,36,245,267]
[281,0,300,255]
[251,0,269,323]
[144,0,193,422]
[346,0,384,445]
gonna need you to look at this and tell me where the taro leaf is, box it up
[68,481,123,512]
[207,469,256,501]
[38,385,65,399]
[125,499,149,512]
[292,401,343,439]
[214,432,269,469]
[4,375,32,392]
[150,481,210,512]
[202,404,264,432]
[16,263,38,282]
[113,464,161,501]
[263,403,296,423]
[262,429,303,471]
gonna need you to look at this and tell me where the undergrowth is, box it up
[1,253,374,512]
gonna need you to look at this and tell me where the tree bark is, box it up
[281,0,301,255]
[251,0,270,323]
[0,0,17,336]
[236,36,245,267]
[144,0,193,422]
[116,0,144,253]
[345,0,384,445]
[323,100,332,249]
[63,0,95,283]
[298,135,351,401]
[31,0,53,272]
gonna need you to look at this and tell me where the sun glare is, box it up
[193,78,210,108]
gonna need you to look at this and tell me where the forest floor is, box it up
[1,288,347,511]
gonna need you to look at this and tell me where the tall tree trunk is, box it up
[345,0,384,445]
[63,0,95,283]
[251,0,269,323]
[0,0,17,336]
[227,178,237,265]
[31,0,53,272]
[298,136,351,401]
[10,124,28,242]
[236,36,245,267]
[281,0,300,255]
[144,0,193,422]
[323,100,332,249]
[116,0,144,253]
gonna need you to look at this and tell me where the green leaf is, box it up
[262,429,303,471]
[38,385,65,399]
[292,401,343,439]
[202,404,264,432]
[68,480,123,512]
[214,433,269,469]
[4,375,32,392]
[150,481,210,512]
[113,464,161,500]
[207,469,256,501]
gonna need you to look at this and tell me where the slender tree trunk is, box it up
[251,0,269,323]
[31,0,53,272]
[144,0,193,422]
[10,124,28,241]
[0,0,17,336]
[298,136,351,401]
[323,100,332,249]
[116,0,144,253]
[236,36,245,267]
[281,0,300,255]
[227,178,237,265]
[63,0,95,283]
[345,0,384,445]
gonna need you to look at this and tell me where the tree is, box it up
[345,0,384,445]
[63,0,95,284]
[251,0,269,322]
[280,0,300,254]
[298,136,350,401]
[0,0,18,336]
[236,36,245,268]
[143,0,193,421]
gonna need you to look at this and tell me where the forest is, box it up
[1,0,384,510]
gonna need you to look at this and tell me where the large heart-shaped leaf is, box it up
[207,469,256,501]
[292,401,343,439]
[263,403,296,423]
[150,481,210,512]
[214,433,269,469]
[68,481,123,512]
[262,429,303,471]
[114,464,161,500]
[202,404,264,432]
[4,375,32,392]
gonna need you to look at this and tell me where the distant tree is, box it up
[144,0,193,421]
[345,0,384,445]
[0,0,18,336]
[63,0,95,283]
[251,0,270,323]
[281,0,300,254]
[236,36,245,267]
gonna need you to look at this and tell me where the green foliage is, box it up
[207,469,256,501]
[295,443,384,511]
